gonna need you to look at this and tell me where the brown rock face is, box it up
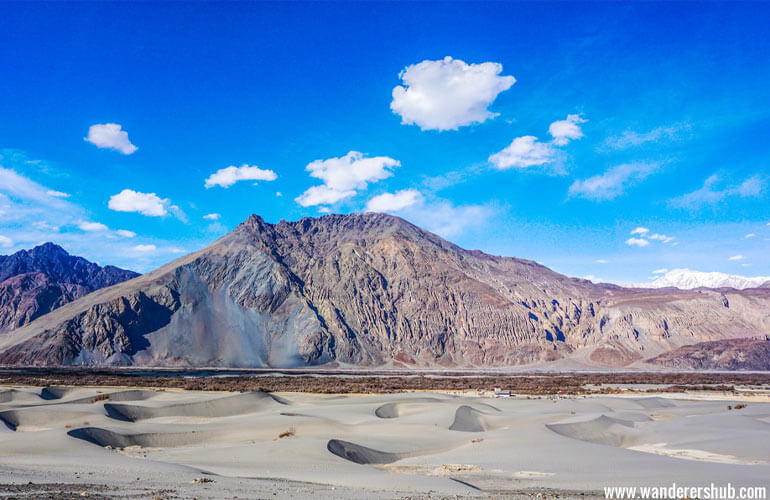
[0,214,768,368]
[0,244,139,334]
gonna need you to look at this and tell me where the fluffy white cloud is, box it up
[46,190,70,198]
[84,123,137,154]
[569,162,659,201]
[365,189,423,212]
[0,235,12,247]
[78,221,108,232]
[626,238,649,247]
[203,213,220,220]
[652,268,668,274]
[132,244,157,253]
[728,255,745,261]
[549,114,586,146]
[488,136,556,170]
[631,227,649,235]
[115,229,136,238]
[108,189,171,217]
[296,151,400,207]
[648,233,675,244]
[390,56,515,131]
[670,174,764,208]
[204,164,277,188]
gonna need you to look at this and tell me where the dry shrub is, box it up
[276,426,296,440]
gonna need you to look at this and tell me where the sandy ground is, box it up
[1,386,769,499]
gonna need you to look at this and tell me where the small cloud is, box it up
[78,221,108,232]
[670,173,765,208]
[582,274,601,283]
[728,255,744,261]
[741,263,752,267]
[0,235,12,247]
[275,191,283,197]
[115,229,136,238]
[296,151,400,208]
[626,238,649,247]
[203,213,221,221]
[569,162,659,201]
[652,268,668,275]
[603,123,689,150]
[132,244,157,253]
[549,114,586,146]
[365,189,423,212]
[204,164,277,188]
[648,233,675,244]
[488,136,557,170]
[595,259,609,264]
[391,56,515,131]
[108,189,172,217]
[84,123,137,154]
[46,190,70,198]
[631,227,650,235]
[745,233,757,239]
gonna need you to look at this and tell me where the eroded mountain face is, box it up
[0,243,139,334]
[1,214,768,368]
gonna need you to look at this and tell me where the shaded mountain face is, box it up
[0,244,139,333]
[0,214,769,369]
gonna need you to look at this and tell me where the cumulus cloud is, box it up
[78,221,108,232]
[728,255,744,261]
[488,136,557,170]
[203,213,221,220]
[648,233,675,244]
[108,189,173,217]
[626,238,650,247]
[204,164,277,188]
[631,227,649,235]
[549,114,586,146]
[390,56,515,131]
[0,235,12,247]
[569,162,659,201]
[670,174,764,208]
[115,229,136,238]
[46,190,70,198]
[365,189,423,212]
[652,268,668,274]
[84,123,137,154]
[295,151,400,207]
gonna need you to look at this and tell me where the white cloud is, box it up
[46,190,70,198]
[390,56,515,131]
[115,229,136,238]
[108,189,171,217]
[78,221,108,232]
[365,189,423,212]
[0,235,12,247]
[745,233,756,239]
[132,244,157,253]
[728,255,745,261]
[648,233,675,244]
[595,259,609,264]
[204,164,277,188]
[275,191,283,197]
[488,136,557,170]
[84,123,137,155]
[203,213,221,221]
[630,227,650,235]
[670,174,765,208]
[549,114,586,146]
[569,162,659,201]
[652,268,668,274]
[603,123,689,150]
[626,238,649,247]
[296,151,400,207]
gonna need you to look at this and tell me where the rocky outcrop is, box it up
[645,338,770,370]
[0,244,139,333]
[0,214,768,368]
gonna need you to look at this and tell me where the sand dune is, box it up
[546,414,638,447]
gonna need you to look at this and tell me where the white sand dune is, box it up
[1,386,769,498]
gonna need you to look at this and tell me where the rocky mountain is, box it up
[0,214,768,369]
[0,243,139,333]
[646,337,770,370]
[636,268,770,290]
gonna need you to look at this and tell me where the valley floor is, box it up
[1,385,769,499]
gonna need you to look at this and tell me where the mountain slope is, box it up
[636,268,770,290]
[0,243,139,333]
[0,214,769,368]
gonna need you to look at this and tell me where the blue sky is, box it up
[0,2,768,282]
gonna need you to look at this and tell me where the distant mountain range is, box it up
[636,268,770,290]
[0,243,138,333]
[0,214,768,370]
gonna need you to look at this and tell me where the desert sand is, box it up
[1,386,769,499]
